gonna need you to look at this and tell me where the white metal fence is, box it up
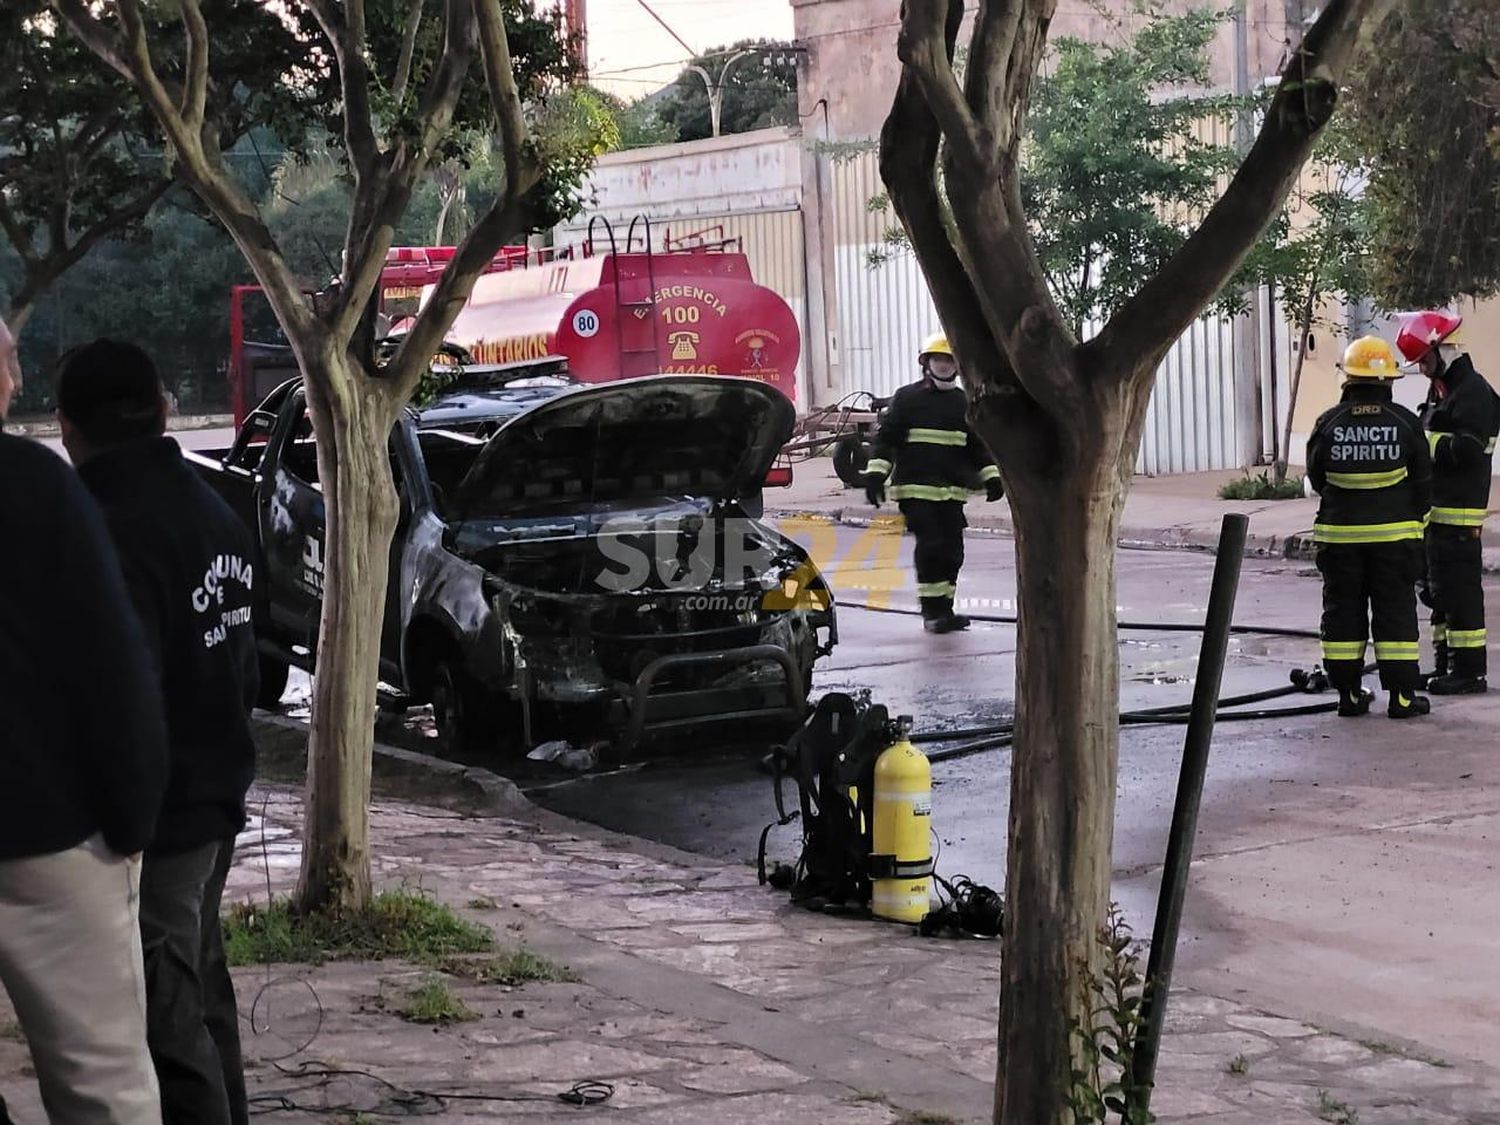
[828,149,1246,474]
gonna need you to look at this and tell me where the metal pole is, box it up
[1129,513,1249,1113]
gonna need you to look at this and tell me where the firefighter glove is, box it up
[985,478,1005,503]
[863,473,886,507]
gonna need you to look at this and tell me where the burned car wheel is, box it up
[429,658,501,751]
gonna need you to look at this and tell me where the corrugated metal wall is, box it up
[828,149,1244,474]
[829,149,943,399]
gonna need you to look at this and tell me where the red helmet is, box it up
[1395,311,1463,364]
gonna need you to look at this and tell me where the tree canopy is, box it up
[0,0,305,348]
[654,39,798,142]
[1346,0,1500,306]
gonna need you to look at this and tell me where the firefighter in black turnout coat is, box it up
[1396,311,1500,694]
[1307,336,1433,719]
[862,333,1002,633]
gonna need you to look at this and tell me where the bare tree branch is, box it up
[51,0,316,344]
[392,0,425,102]
[178,0,210,133]
[965,0,1026,142]
[0,194,40,266]
[385,0,544,393]
[894,0,990,171]
[6,177,169,316]
[304,0,381,180]
[328,0,483,346]
[1090,0,1397,376]
[385,192,527,395]
[474,0,536,198]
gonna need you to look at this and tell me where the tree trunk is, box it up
[991,435,1127,1125]
[296,354,400,915]
[1274,287,1319,486]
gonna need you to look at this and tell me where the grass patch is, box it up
[1219,470,1305,501]
[848,1091,894,1107]
[895,1113,958,1125]
[223,890,493,967]
[0,1019,23,1043]
[467,896,499,911]
[1226,1053,1250,1076]
[1316,1089,1359,1124]
[397,977,479,1025]
[434,948,577,986]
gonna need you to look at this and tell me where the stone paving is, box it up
[5,783,1500,1122]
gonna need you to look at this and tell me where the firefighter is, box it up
[1397,311,1499,694]
[1306,336,1433,719]
[862,333,1003,633]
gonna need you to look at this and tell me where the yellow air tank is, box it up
[871,722,934,923]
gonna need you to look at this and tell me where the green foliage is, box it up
[1021,9,1241,333]
[600,91,680,150]
[654,40,799,142]
[290,0,579,166]
[1,196,252,416]
[1218,471,1306,501]
[1067,906,1155,1124]
[222,891,494,967]
[397,977,480,1025]
[0,0,308,322]
[1344,0,1500,306]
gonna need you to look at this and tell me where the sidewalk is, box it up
[767,459,1500,569]
[5,734,1497,1121]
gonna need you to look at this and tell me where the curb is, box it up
[252,713,535,817]
[5,412,233,438]
[767,504,1313,561]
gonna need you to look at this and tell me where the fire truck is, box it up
[227,217,803,426]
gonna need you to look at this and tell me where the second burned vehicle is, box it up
[191,364,835,753]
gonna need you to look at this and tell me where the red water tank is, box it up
[433,247,802,402]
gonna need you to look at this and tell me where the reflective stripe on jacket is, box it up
[866,379,998,499]
[1307,383,1431,545]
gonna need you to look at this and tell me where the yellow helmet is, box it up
[1340,336,1403,380]
[918,332,953,361]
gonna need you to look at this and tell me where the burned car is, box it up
[191,364,835,753]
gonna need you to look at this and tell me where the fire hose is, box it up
[836,600,1345,764]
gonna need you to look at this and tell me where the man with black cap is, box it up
[56,339,258,1125]
[1,315,168,1122]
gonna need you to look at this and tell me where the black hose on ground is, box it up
[924,698,1342,764]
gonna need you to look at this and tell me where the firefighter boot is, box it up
[1427,673,1488,696]
[924,613,971,634]
[1388,691,1432,719]
[1419,644,1449,690]
[1337,688,1374,717]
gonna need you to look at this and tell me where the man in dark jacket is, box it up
[1306,336,1433,719]
[1397,311,1499,695]
[57,339,258,1125]
[0,315,167,1123]
[861,332,1003,633]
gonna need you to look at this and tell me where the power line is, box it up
[631,0,698,58]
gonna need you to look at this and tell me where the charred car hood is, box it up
[454,376,794,517]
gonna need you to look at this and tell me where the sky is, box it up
[575,0,797,99]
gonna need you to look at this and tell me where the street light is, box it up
[685,49,756,139]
